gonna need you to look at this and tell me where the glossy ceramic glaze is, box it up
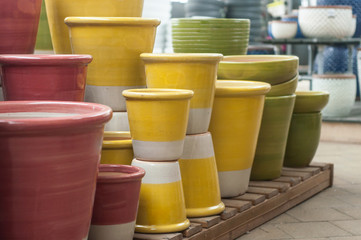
[284,113,322,168]
[293,91,330,113]
[89,164,145,240]
[35,0,52,50]
[123,88,193,161]
[45,0,144,53]
[251,95,296,180]
[131,159,190,233]
[0,54,92,101]
[101,131,133,165]
[65,17,160,111]
[218,55,299,85]
[209,80,271,197]
[271,21,298,39]
[141,53,223,134]
[179,132,225,217]
[0,0,42,53]
[0,101,112,240]
[266,74,299,97]
[104,111,130,131]
[171,18,251,28]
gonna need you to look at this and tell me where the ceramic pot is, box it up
[0,101,112,240]
[270,21,298,39]
[0,0,42,53]
[35,0,53,51]
[281,15,304,38]
[104,112,130,131]
[251,94,296,180]
[65,17,160,111]
[284,113,322,168]
[179,132,225,217]
[141,53,223,134]
[209,80,271,197]
[266,74,299,97]
[101,132,133,165]
[131,159,190,233]
[89,164,145,240]
[0,54,92,101]
[293,91,330,113]
[45,0,144,53]
[123,88,193,161]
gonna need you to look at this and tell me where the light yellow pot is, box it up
[123,88,193,161]
[179,132,224,217]
[45,0,144,53]
[266,74,299,97]
[132,159,190,233]
[100,131,133,165]
[209,80,271,197]
[141,53,223,134]
[65,17,160,111]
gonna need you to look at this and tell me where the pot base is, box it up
[135,219,190,234]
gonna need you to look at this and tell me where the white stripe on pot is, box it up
[218,168,252,198]
[89,220,135,240]
[132,139,184,161]
[181,132,215,159]
[104,111,130,131]
[187,108,212,134]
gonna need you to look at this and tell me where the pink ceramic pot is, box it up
[0,54,93,101]
[0,0,42,53]
[89,164,145,240]
[0,101,112,240]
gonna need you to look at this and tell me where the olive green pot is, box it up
[172,18,250,28]
[284,112,322,168]
[293,91,330,113]
[35,0,53,50]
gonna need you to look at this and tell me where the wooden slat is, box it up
[133,233,183,240]
[190,216,220,228]
[220,207,238,220]
[249,181,290,193]
[281,170,312,181]
[283,166,321,175]
[221,199,252,212]
[310,162,331,171]
[232,193,266,205]
[246,187,279,199]
[182,223,202,238]
[273,176,302,186]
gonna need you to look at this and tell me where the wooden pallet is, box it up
[134,162,333,240]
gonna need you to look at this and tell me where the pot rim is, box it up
[64,17,161,27]
[141,53,223,62]
[296,91,330,97]
[299,5,352,10]
[265,94,296,100]
[122,88,194,100]
[312,74,355,79]
[172,18,250,24]
[282,15,298,19]
[220,55,299,65]
[102,131,132,149]
[271,20,298,24]
[97,164,145,183]
[0,54,93,65]
[215,80,271,96]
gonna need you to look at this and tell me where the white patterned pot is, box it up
[271,21,297,39]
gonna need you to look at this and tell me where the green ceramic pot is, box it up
[293,91,330,113]
[266,74,299,96]
[172,18,250,28]
[172,28,250,33]
[284,112,322,168]
[172,34,249,41]
[172,39,249,44]
[251,94,296,180]
[173,47,247,55]
[35,0,53,50]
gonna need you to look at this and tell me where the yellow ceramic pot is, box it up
[179,132,224,217]
[209,80,271,197]
[123,88,193,161]
[132,159,190,233]
[65,17,160,111]
[100,131,133,165]
[45,0,144,53]
[141,53,223,134]
[266,74,299,97]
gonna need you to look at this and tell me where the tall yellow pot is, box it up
[209,80,271,197]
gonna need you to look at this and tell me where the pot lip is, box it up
[102,131,132,149]
[140,53,223,62]
[271,20,298,24]
[265,94,296,100]
[220,55,299,65]
[122,88,194,100]
[171,18,250,24]
[97,164,145,183]
[0,54,93,65]
[215,80,271,96]
[64,17,161,27]
[312,74,356,79]
[299,5,352,10]
[0,101,112,133]
[296,91,330,97]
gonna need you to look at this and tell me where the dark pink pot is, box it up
[0,0,42,53]
[0,101,112,240]
[89,164,145,240]
[0,54,93,101]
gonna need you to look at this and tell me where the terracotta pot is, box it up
[131,159,190,233]
[65,17,160,111]
[35,0,53,51]
[0,101,112,240]
[251,94,296,180]
[45,0,144,53]
[101,131,133,165]
[141,53,223,134]
[284,113,322,168]
[0,54,92,101]
[89,164,145,240]
[179,132,225,217]
[104,112,130,131]
[0,0,42,53]
[209,80,271,197]
[123,88,193,161]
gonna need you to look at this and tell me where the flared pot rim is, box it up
[0,54,93,65]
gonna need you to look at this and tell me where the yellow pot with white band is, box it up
[101,131,133,165]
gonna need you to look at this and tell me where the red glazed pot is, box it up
[89,164,145,240]
[0,54,93,101]
[0,101,112,240]
[0,0,42,53]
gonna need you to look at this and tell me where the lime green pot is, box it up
[251,94,296,180]
[284,112,322,168]
[35,0,53,51]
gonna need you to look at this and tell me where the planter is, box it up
[35,0,53,50]
[0,0,42,53]
[293,91,330,113]
[123,88,193,161]
[281,15,304,38]
[0,101,112,240]
[89,164,145,240]
[270,21,298,39]
[65,17,160,111]
[251,95,296,180]
[209,80,271,197]
[284,113,322,168]
[131,159,190,233]
[101,132,133,165]
[45,0,144,53]
[104,111,130,131]
[141,53,223,134]
[0,54,92,101]
[179,132,225,217]
[266,74,299,97]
